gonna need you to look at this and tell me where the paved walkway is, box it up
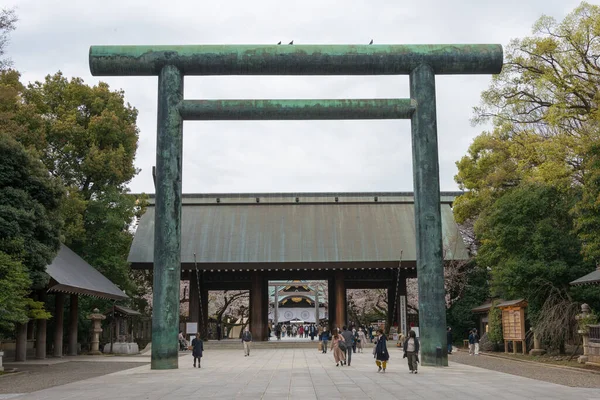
[451,350,600,388]
[4,348,600,400]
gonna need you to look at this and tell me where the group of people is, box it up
[273,323,318,339]
[185,324,426,374]
[318,325,421,374]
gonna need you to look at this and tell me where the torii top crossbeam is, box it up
[89,44,503,76]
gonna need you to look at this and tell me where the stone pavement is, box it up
[451,350,600,388]
[5,348,600,400]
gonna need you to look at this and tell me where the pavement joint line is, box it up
[473,351,600,376]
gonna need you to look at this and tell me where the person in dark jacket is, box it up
[447,327,453,354]
[403,330,420,373]
[374,329,389,372]
[191,333,204,368]
[320,328,330,353]
[340,326,355,366]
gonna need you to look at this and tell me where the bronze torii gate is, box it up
[89,44,503,369]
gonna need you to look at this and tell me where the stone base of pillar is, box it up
[529,349,546,356]
[0,351,4,371]
[577,355,589,364]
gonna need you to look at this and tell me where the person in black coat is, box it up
[191,333,204,368]
[374,329,389,372]
[447,327,453,354]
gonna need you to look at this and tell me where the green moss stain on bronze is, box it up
[151,65,183,370]
[178,99,415,120]
[410,64,447,367]
[89,44,503,76]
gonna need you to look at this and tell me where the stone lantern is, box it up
[87,308,106,355]
[576,303,592,364]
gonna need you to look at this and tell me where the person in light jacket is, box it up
[403,330,420,374]
[357,328,367,353]
[331,329,346,367]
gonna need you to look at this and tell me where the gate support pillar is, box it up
[410,63,448,367]
[250,272,267,341]
[68,295,78,356]
[333,271,346,331]
[328,277,335,332]
[189,272,199,329]
[53,293,64,357]
[151,65,184,369]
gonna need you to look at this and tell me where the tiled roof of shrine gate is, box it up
[128,192,469,269]
[47,245,128,300]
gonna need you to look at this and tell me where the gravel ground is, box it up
[451,350,600,388]
[0,362,147,394]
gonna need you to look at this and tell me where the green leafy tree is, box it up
[1,69,146,298]
[477,184,591,324]
[446,262,489,341]
[487,301,503,344]
[455,2,600,226]
[0,132,64,288]
[0,251,30,334]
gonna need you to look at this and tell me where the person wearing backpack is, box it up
[331,329,347,367]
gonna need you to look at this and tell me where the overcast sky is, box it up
[5,0,582,194]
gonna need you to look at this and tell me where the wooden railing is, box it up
[589,324,600,343]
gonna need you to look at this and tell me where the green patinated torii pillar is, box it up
[89,44,502,369]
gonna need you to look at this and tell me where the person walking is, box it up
[191,333,203,368]
[299,325,304,338]
[352,328,359,353]
[447,327,453,354]
[242,327,252,356]
[331,329,347,367]
[468,328,480,355]
[320,327,330,353]
[340,326,355,366]
[403,330,419,374]
[357,327,367,353]
[282,325,287,338]
[310,324,316,341]
[375,329,390,372]
[216,324,222,341]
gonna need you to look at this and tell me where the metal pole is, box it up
[151,64,184,370]
[409,63,448,367]
[273,285,278,325]
[314,284,319,324]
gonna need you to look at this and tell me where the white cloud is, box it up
[5,0,580,193]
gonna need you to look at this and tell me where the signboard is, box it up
[502,307,525,341]
[400,295,407,336]
[186,322,198,335]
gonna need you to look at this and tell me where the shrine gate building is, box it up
[128,191,468,341]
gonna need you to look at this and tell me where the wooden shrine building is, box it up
[13,245,127,361]
[128,192,469,341]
